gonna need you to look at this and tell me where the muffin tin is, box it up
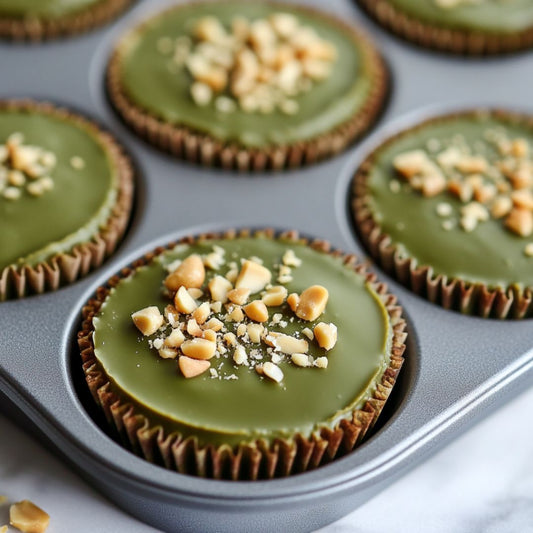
[1,0,533,531]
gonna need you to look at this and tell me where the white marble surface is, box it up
[1,386,533,533]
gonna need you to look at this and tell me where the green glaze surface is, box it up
[0,109,118,270]
[0,0,102,19]
[118,3,370,148]
[92,237,392,447]
[387,0,533,33]
[366,114,533,290]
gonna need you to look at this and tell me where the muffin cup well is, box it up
[78,228,407,480]
[0,100,134,300]
[356,0,533,56]
[351,110,533,319]
[106,2,389,171]
[0,0,134,41]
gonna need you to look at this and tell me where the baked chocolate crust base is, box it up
[78,228,407,480]
[0,0,134,41]
[356,0,533,55]
[106,3,389,171]
[351,109,533,319]
[0,99,134,300]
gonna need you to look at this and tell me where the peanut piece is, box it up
[314,322,338,350]
[291,353,310,367]
[491,196,513,219]
[314,357,328,369]
[286,293,299,312]
[506,208,533,237]
[202,329,217,342]
[179,356,210,378]
[262,361,284,382]
[244,300,269,322]
[164,328,185,348]
[227,305,244,322]
[9,500,50,533]
[233,345,248,365]
[158,347,178,359]
[511,189,533,210]
[192,302,211,324]
[295,285,329,321]
[208,275,233,303]
[132,306,164,336]
[174,286,198,314]
[187,318,203,337]
[247,323,264,343]
[265,332,308,354]
[262,285,288,306]
[235,260,272,293]
[165,254,205,291]
[181,338,216,360]
[227,287,251,305]
[204,317,224,332]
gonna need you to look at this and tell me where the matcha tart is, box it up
[107,2,388,171]
[0,0,135,41]
[356,0,533,55]
[78,229,406,480]
[0,100,134,300]
[352,109,533,318]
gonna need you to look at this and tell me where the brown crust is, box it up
[0,99,134,300]
[356,0,533,56]
[0,0,134,41]
[106,1,389,171]
[351,109,533,319]
[77,228,407,480]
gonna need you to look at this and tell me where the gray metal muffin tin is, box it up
[1,0,533,531]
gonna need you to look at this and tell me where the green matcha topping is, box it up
[92,236,394,446]
[0,0,102,20]
[132,244,339,383]
[391,121,533,257]
[0,104,122,273]
[156,12,338,116]
[115,2,373,148]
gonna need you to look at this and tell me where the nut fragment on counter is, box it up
[131,245,339,383]
[9,500,50,533]
[157,13,338,115]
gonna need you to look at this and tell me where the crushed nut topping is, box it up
[9,500,50,533]
[157,13,337,115]
[131,244,338,383]
[393,125,533,252]
[434,0,496,8]
[0,133,58,201]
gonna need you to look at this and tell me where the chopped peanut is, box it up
[286,293,299,312]
[295,285,329,321]
[174,286,198,314]
[164,328,185,348]
[158,347,178,359]
[132,306,164,336]
[506,208,533,237]
[192,302,211,324]
[208,275,233,303]
[247,323,264,343]
[165,254,205,291]
[262,361,284,383]
[9,500,50,533]
[179,356,210,378]
[233,345,248,365]
[227,287,251,305]
[291,353,310,367]
[314,322,338,350]
[227,305,244,322]
[243,300,269,322]
[235,260,272,293]
[181,338,216,360]
[265,332,308,354]
[262,285,288,306]
[187,318,203,337]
